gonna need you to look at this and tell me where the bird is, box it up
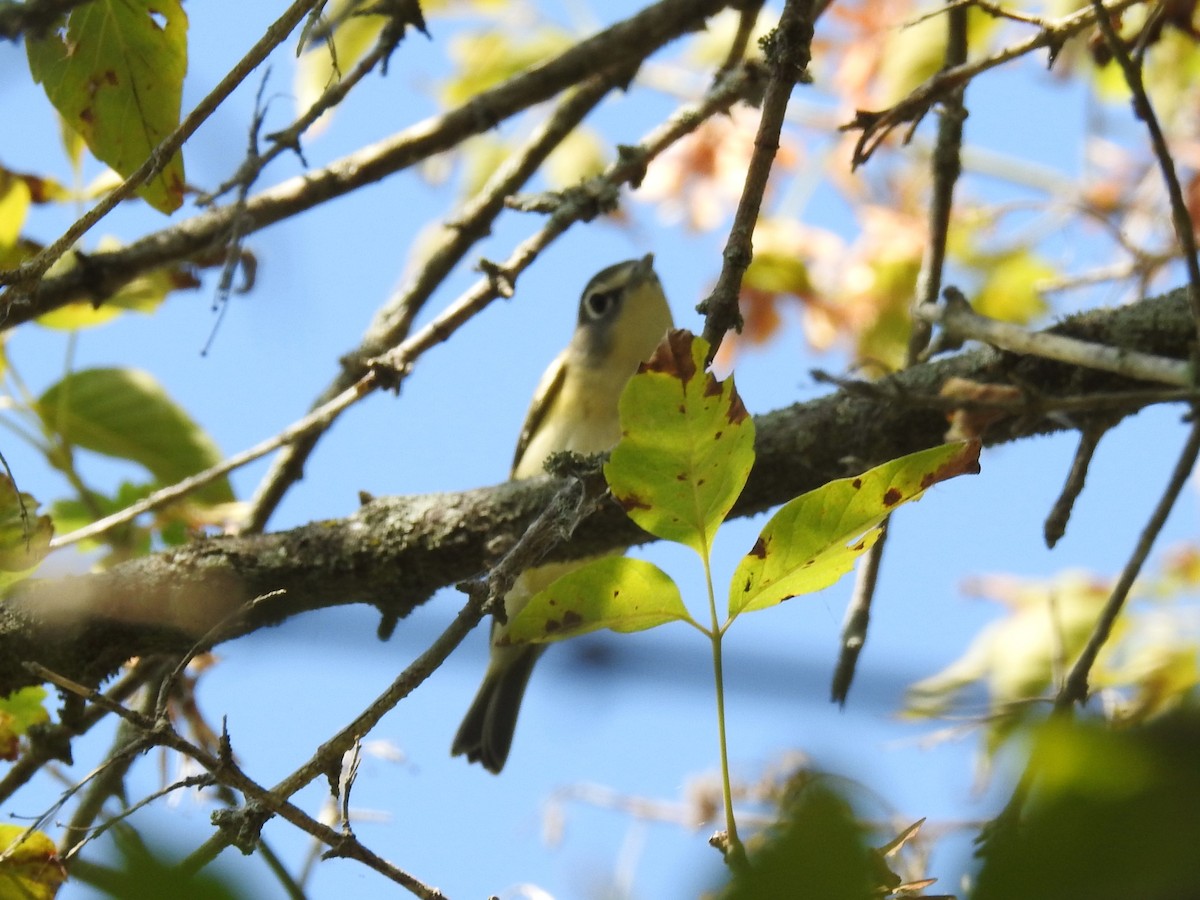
[451,254,674,773]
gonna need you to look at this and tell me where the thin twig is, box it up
[0,664,154,805]
[181,473,602,881]
[842,0,1143,167]
[917,288,1192,386]
[715,0,765,81]
[1057,414,1200,707]
[1088,0,1200,335]
[199,10,418,208]
[699,0,814,360]
[49,375,374,548]
[1043,421,1111,548]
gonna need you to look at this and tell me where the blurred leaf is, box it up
[36,368,233,504]
[975,711,1200,900]
[503,557,691,645]
[87,830,246,900]
[0,687,50,761]
[730,442,979,617]
[743,249,814,301]
[545,127,608,189]
[26,0,188,213]
[0,824,66,900]
[686,6,770,67]
[854,254,919,375]
[605,330,755,558]
[440,27,570,107]
[906,571,1111,721]
[457,134,512,198]
[0,477,53,593]
[0,173,31,257]
[58,112,87,170]
[720,778,875,900]
[971,249,1053,324]
[874,7,998,107]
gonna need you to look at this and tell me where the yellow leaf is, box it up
[0,825,66,900]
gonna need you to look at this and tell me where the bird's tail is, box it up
[451,646,541,774]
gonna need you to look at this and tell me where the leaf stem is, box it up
[703,549,745,868]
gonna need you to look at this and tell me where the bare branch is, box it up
[917,287,1193,386]
[699,0,814,359]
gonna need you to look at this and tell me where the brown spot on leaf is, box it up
[920,440,982,488]
[726,390,749,425]
[642,329,697,383]
[749,537,767,559]
[883,487,903,506]
[616,492,652,511]
[852,478,863,489]
[562,610,583,628]
[703,374,723,398]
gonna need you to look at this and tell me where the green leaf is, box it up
[26,0,188,214]
[0,477,52,593]
[502,557,692,645]
[0,687,50,761]
[0,825,66,900]
[729,442,980,617]
[605,330,755,557]
[36,368,233,504]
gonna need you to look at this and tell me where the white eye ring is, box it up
[583,289,620,320]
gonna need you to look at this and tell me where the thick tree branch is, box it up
[3,284,1198,696]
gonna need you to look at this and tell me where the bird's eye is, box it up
[583,288,620,320]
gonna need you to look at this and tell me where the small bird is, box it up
[451,254,674,773]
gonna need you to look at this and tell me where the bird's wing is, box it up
[511,349,568,477]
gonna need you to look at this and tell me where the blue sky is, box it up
[3,2,1198,898]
